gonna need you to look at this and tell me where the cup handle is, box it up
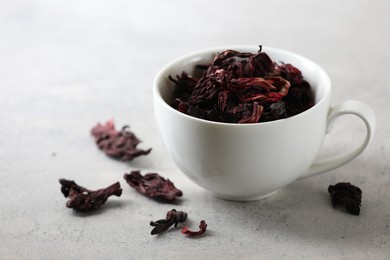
[299,100,376,179]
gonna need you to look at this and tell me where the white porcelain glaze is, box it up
[153,46,376,201]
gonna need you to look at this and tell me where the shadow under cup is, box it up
[153,46,332,201]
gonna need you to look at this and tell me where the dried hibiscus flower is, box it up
[328,182,362,215]
[91,119,151,161]
[124,171,183,202]
[59,178,122,211]
[170,45,314,123]
[181,220,208,237]
[150,209,188,235]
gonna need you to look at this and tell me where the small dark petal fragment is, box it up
[181,220,208,237]
[59,179,122,211]
[91,120,151,161]
[150,219,173,235]
[124,171,183,202]
[328,182,362,215]
[150,209,188,235]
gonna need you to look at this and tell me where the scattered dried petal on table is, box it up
[123,171,183,202]
[328,182,362,215]
[91,119,151,161]
[59,179,122,211]
[150,209,188,235]
[181,220,208,237]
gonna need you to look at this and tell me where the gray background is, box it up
[1,0,389,259]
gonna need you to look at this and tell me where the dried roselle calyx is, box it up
[251,51,276,76]
[181,220,208,237]
[229,76,290,103]
[59,179,122,211]
[212,49,241,66]
[212,49,252,68]
[123,171,183,202]
[278,63,303,85]
[238,102,263,124]
[328,182,362,215]
[169,72,198,95]
[284,80,314,117]
[91,120,151,161]
[150,209,188,235]
[260,102,287,122]
[170,46,314,123]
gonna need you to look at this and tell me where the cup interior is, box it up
[154,46,331,124]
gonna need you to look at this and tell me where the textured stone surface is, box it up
[0,0,389,259]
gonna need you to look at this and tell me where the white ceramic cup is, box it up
[153,46,376,201]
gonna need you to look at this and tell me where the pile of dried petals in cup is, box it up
[170,46,315,123]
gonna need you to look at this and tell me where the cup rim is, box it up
[153,45,331,126]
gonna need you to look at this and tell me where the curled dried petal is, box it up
[238,102,263,124]
[230,76,290,103]
[181,220,208,237]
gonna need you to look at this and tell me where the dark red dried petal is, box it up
[59,179,122,211]
[328,182,362,215]
[212,49,241,66]
[181,220,208,237]
[284,80,314,117]
[169,72,198,93]
[238,102,263,124]
[230,76,290,103]
[91,120,151,161]
[230,77,277,92]
[91,119,115,137]
[250,52,276,76]
[278,63,303,85]
[189,76,221,104]
[124,171,183,202]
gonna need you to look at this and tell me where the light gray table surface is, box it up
[1,0,389,259]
